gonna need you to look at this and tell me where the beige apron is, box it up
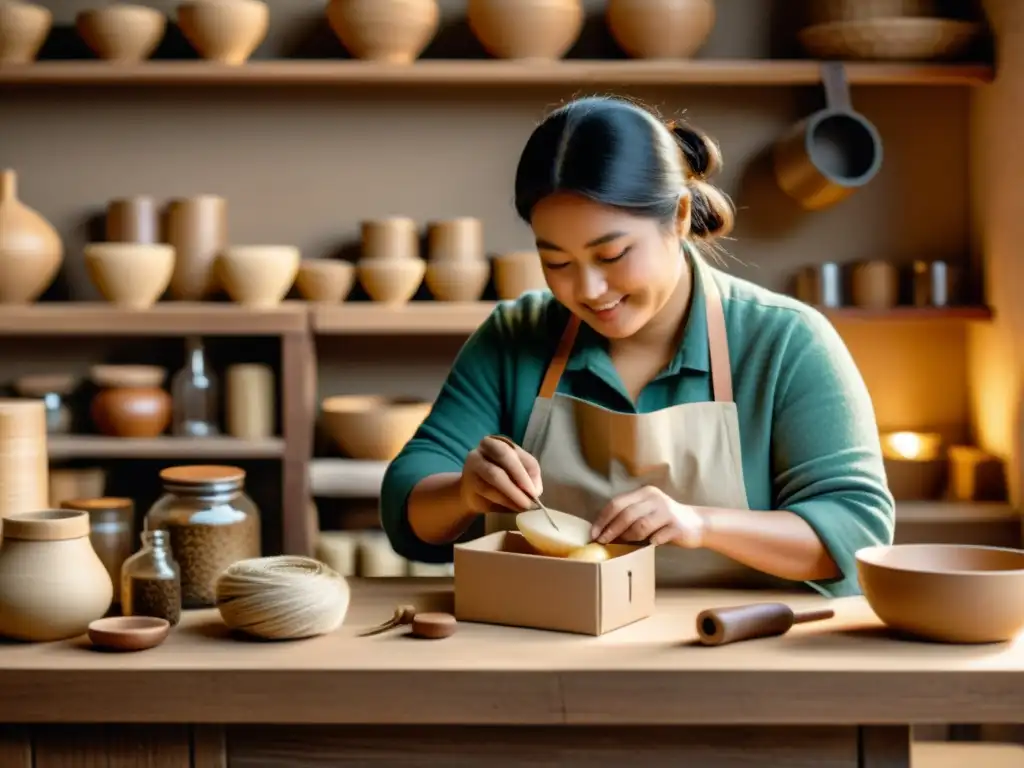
[487,257,791,589]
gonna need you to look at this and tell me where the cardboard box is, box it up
[453,531,656,635]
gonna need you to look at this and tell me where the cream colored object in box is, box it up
[454,531,655,635]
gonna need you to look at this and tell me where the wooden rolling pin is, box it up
[696,602,835,646]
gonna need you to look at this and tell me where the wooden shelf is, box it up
[0,60,994,88]
[312,302,993,335]
[0,302,309,336]
[48,436,285,461]
[895,501,1017,524]
[313,303,496,335]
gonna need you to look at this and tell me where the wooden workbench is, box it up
[0,578,1020,767]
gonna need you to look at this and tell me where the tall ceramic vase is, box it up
[0,169,64,304]
[0,400,49,539]
[165,194,228,301]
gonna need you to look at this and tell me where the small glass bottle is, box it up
[146,465,261,609]
[121,530,182,626]
[171,336,219,437]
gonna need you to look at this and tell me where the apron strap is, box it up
[696,256,734,403]
[538,313,581,399]
[536,255,733,403]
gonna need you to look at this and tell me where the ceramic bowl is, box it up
[492,251,547,300]
[217,245,300,308]
[177,0,269,65]
[88,616,170,652]
[856,543,1024,644]
[356,257,425,305]
[76,4,166,62]
[425,259,490,302]
[321,395,431,461]
[85,243,175,309]
[295,259,355,303]
[0,1,52,63]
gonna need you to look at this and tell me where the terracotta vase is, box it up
[326,0,439,64]
[357,257,425,305]
[0,169,63,305]
[217,245,300,307]
[467,0,584,60]
[492,251,547,299]
[164,194,227,301]
[0,1,52,63]
[177,0,269,65]
[106,196,160,243]
[90,365,171,438]
[606,0,715,59]
[84,243,175,309]
[0,509,114,641]
[0,399,49,533]
[361,218,420,261]
[76,3,167,63]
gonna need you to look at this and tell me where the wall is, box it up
[0,0,976,441]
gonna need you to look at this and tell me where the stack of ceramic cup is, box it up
[424,218,491,302]
[356,218,426,305]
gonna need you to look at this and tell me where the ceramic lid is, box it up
[159,465,246,486]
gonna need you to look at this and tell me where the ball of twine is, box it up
[215,555,350,640]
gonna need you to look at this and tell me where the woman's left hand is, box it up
[590,486,705,548]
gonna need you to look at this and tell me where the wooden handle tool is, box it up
[487,434,559,531]
[695,602,835,646]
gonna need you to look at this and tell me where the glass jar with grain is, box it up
[121,529,181,625]
[145,465,262,609]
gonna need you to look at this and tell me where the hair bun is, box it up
[667,121,722,180]
[687,179,734,242]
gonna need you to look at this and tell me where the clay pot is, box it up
[0,1,52,63]
[426,260,491,302]
[90,365,171,438]
[361,218,420,261]
[84,243,175,309]
[0,399,49,529]
[356,257,425,305]
[177,0,268,65]
[326,0,439,64]
[320,395,432,461]
[76,4,167,63]
[426,218,484,262]
[165,194,227,301]
[295,259,355,303]
[217,245,300,308]
[467,0,584,60]
[0,169,63,305]
[492,251,547,299]
[0,509,114,642]
[106,196,160,243]
[606,0,715,59]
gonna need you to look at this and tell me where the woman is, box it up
[381,95,894,597]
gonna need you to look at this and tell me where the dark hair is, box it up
[513,96,734,241]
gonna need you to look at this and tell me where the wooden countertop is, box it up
[0,579,1020,725]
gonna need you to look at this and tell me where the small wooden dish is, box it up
[88,616,170,652]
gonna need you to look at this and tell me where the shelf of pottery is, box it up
[0,0,988,82]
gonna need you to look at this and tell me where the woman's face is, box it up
[530,192,686,340]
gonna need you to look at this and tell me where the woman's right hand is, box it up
[459,435,544,515]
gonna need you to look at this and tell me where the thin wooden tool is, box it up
[358,604,416,637]
[488,434,559,531]
[695,602,836,646]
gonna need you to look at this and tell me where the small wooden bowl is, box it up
[88,616,170,652]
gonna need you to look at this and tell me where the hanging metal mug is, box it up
[773,62,883,211]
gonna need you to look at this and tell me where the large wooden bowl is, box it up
[856,544,1024,644]
[320,395,431,461]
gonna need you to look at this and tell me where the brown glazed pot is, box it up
[91,387,172,438]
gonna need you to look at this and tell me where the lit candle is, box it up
[880,431,943,462]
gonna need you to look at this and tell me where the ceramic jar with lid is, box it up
[90,364,172,438]
[145,465,261,608]
[0,509,114,641]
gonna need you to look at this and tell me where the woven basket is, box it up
[809,0,936,24]
[798,18,981,60]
